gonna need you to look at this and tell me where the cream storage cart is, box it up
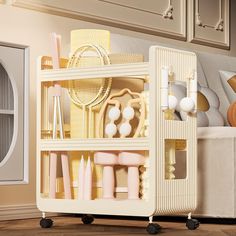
[36,46,199,234]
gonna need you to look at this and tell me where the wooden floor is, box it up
[0,216,235,235]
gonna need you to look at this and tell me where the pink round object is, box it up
[94,152,118,166]
[119,152,145,166]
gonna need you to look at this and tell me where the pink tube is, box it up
[49,152,57,199]
[102,165,115,199]
[61,153,72,199]
[118,152,145,200]
[127,166,140,200]
[94,152,118,199]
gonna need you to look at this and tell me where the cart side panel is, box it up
[149,46,197,215]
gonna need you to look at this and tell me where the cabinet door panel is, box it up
[0,45,26,182]
[13,0,187,40]
[189,0,229,49]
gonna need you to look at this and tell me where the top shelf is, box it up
[39,62,149,82]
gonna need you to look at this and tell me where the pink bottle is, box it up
[94,152,118,199]
[119,152,145,200]
[61,152,72,199]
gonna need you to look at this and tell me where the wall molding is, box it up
[0,204,58,220]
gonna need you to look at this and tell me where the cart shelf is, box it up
[37,197,153,217]
[0,109,14,115]
[38,61,149,82]
[40,138,149,151]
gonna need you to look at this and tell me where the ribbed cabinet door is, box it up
[0,45,25,182]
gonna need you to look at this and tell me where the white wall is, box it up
[0,3,235,217]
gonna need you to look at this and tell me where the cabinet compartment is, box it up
[38,148,153,216]
[40,150,149,201]
[40,76,146,139]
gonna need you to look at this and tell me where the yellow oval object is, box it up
[197,91,210,112]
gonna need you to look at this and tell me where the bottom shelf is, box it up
[37,196,154,217]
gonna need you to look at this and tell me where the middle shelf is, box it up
[40,138,149,151]
[0,109,14,115]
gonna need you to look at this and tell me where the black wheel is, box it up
[146,223,161,234]
[81,214,94,225]
[40,218,53,228]
[186,219,200,230]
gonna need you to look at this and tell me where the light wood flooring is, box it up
[0,216,235,235]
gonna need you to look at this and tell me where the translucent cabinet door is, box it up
[0,45,28,183]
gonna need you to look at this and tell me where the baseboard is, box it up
[0,204,58,221]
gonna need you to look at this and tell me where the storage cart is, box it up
[36,45,199,234]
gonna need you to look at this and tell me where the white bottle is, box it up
[78,155,85,200]
[84,157,92,200]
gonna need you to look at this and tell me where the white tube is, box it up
[57,96,64,139]
[50,32,60,69]
[78,156,85,200]
[84,157,92,200]
[161,66,169,110]
[61,153,72,199]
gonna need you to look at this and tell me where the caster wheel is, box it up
[81,214,94,225]
[186,219,200,230]
[146,223,161,234]
[40,218,53,228]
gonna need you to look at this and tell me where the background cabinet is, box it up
[0,44,29,184]
[12,0,187,40]
[12,0,230,49]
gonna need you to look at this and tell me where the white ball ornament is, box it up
[168,95,178,110]
[205,107,224,126]
[105,123,117,137]
[108,107,120,120]
[119,123,132,137]
[180,97,195,112]
[123,106,135,120]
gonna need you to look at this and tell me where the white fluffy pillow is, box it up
[199,86,224,126]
